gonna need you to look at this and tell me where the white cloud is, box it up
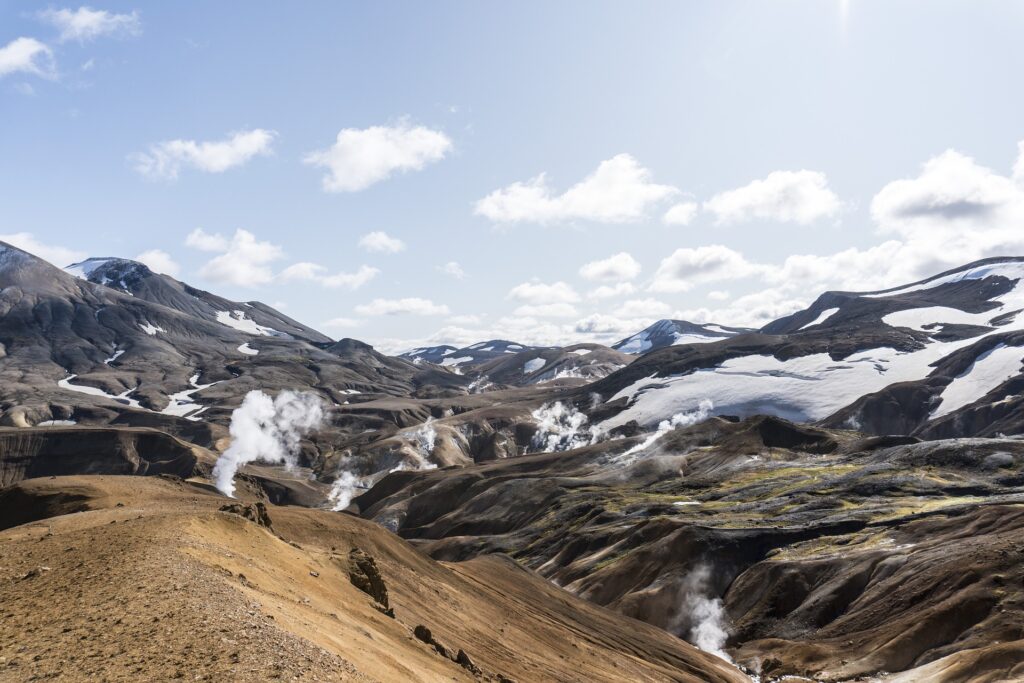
[358,231,406,253]
[437,261,466,279]
[39,7,141,43]
[513,303,578,318]
[133,129,276,180]
[579,251,641,282]
[573,313,651,336]
[614,298,671,318]
[649,245,761,293]
[587,282,636,299]
[871,149,1021,235]
[507,280,580,304]
[707,290,730,301]
[475,154,679,224]
[355,297,450,316]
[279,262,379,290]
[663,201,699,225]
[704,170,841,225]
[0,38,55,79]
[185,228,229,252]
[304,121,452,192]
[0,232,85,267]
[322,317,362,329]
[676,289,806,329]
[135,249,179,276]
[191,229,283,287]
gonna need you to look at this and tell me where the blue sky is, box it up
[3,1,1024,352]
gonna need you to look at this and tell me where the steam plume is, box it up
[212,390,324,497]
[530,401,604,452]
[618,398,714,463]
[672,564,732,663]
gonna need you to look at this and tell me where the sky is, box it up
[3,1,1024,353]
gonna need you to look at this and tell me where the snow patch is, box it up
[215,310,288,337]
[799,307,839,330]
[523,357,546,373]
[932,343,1024,418]
[237,342,259,356]
[139,322,163,336]
[58,374,142,408]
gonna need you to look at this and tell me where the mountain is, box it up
[0,242,465,438]
[400,339,545,370]
[612,319,752,354]
[0,474,744,683]
[357,414,1024,681]
[590,257,1024,439]
[6,246,1024,681]
[65,257,331,343]
[463,343,634,390]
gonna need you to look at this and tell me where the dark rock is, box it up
[348,548,392,616]
[219,502,273,530]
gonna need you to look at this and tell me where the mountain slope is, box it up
[0,474,746,683]
[613,319,752,354]
[0,242,466,433]
[590,257,1024,438]
[66,257,331,343]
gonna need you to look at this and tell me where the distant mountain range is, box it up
[1,240,1023,446]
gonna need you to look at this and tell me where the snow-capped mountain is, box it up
[464,343,634,390]
[0,243,458,433]
[593,256,1024,439]
[612,319,752,354]
[65,257,330,343]
[400,339,543,370]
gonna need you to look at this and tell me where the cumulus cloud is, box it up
[677,289,806,328]
[579,251,641,282]
[872,149,1022,232]
[513,303,578,318]
[185,228,229,252]
[507,280,580,304]
[704,170,841,225]
[587,282,636,299]
[304,121,452,192]
[358,231,405,253]
[614,298,671,318]
[649,245,761,293]
[663,201,699,225]
[0,38,55,79]
[708,290,730,301]
[475,154,678,224]
[135,248,179,276]
[437,261,466,279]
[279,262,379,290]
[0,232,85,267]
[39,6,141,43]
[355,297,450,316]
[188,229,283,287]
[133,129,276,180]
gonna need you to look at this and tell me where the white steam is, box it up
[211,390,324,497]
[327,418,439,512]
[530,401,604,452]
[327,469,366,511]
[618,398,714,464]
[394,417,439,471]
[675,564,731,663]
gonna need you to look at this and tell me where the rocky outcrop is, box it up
[0,427,205,487]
